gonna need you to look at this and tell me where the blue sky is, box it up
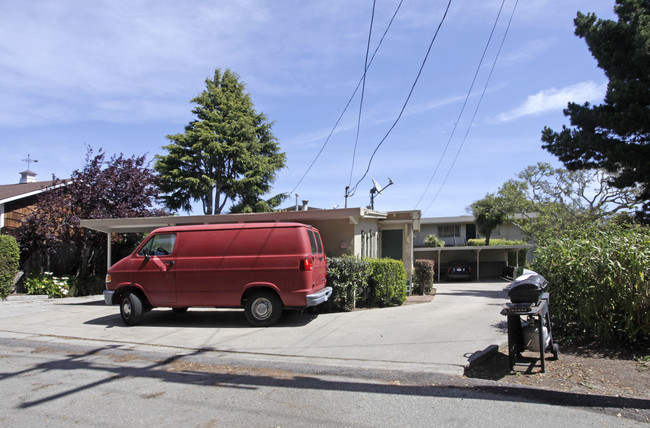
[0,0,614,217]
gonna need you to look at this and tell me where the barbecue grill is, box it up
[501,273,559,372]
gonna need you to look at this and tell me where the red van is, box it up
[103,222,330,326]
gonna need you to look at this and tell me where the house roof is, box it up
[421,215,475,225]
[0,180,64,204]
[81,207,401,234]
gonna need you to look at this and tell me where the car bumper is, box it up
[103,290,115,305]
[306,286,332,307]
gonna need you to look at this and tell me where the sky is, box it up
[0,0,616,217]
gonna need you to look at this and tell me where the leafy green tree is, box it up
[156,68,287,215]
[541,0,650,221]
[497,162,640,239]
[468,193,509,246]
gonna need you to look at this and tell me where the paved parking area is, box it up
[0,280,511,375]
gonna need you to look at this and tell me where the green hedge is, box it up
[366,258,407,307]
[533,224,650,346]
[413,259,434,295]
[323,256,370,312]
[0,235,20,300]
[323,256,407,311]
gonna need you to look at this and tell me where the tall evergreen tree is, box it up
[541,0,650,221]
[156,68,287,214]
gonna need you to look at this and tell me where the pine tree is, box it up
[155,68,287,214]
[541,0,650,221]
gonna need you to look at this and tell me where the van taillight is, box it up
[301,258,313,271]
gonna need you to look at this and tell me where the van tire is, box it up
[120,292,143,326]
[244,291,282,327]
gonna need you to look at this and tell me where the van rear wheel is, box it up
[120,292,143,326]
[244,291,282,327]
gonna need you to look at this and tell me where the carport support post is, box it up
[476,249,482,281]
[106,232,112,270]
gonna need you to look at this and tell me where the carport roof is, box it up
[81,207,394,234]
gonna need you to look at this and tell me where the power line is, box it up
[414,0,508,210]
[423,0,519,214]
[348,0,377,190]
[348,0,453,198]
[288,0,404,196]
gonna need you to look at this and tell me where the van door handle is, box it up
[164,260,175,266]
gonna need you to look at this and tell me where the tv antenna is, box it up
[369,177,393,210]
[22,154,38,171]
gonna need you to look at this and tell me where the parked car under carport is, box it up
[445,261,471,281]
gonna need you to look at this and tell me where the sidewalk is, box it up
[0,280,510,375]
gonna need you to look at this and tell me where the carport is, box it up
[414,244,534,280]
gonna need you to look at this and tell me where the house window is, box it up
[438,225,460,238]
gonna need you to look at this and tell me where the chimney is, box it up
[19,170,37,184]
[301,200,309,211]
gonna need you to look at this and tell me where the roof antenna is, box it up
[369,177,393,210]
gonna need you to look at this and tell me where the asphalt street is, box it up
[0,280,640,426]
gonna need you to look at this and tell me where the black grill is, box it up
[506,274,548,305]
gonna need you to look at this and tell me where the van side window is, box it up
[307,230,318,255]
[138,233,176,256]
[315,231,323,254]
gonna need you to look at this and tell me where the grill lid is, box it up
[506,273,548,303]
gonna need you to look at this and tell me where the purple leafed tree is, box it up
[19,146,166,283]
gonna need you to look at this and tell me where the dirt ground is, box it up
[465,344,650,423]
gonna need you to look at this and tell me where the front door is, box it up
[381,229,403,260]
[466,223,476,241]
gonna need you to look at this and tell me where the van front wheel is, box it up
[120,292,143,326]
[244,291,282,327]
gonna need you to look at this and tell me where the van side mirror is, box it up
[140,247,152,261]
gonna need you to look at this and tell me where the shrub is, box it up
[25,272,70,298]
[323,256,371,312]
[366,258,407,307]
[413,259,435,295]
[533,224,650,346]
[0,235,20,300]
[507,249,528,267]
[424,235,445,247]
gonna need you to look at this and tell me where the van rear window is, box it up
[315,231,323,254]
[307,230,318,255]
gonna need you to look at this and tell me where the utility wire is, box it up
[348,0,377,189]
[423,0,519,214]
[348,0,453,197]
[288,0,404,196]
[414,0,507,210]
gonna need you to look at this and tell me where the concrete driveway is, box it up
[0,280,511,375]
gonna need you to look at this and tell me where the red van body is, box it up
[104,222,331,326]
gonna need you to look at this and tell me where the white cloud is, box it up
[496,81,607,122]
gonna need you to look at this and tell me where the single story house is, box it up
[0,170,65,237]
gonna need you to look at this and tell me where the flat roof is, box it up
[81,207,398,234]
